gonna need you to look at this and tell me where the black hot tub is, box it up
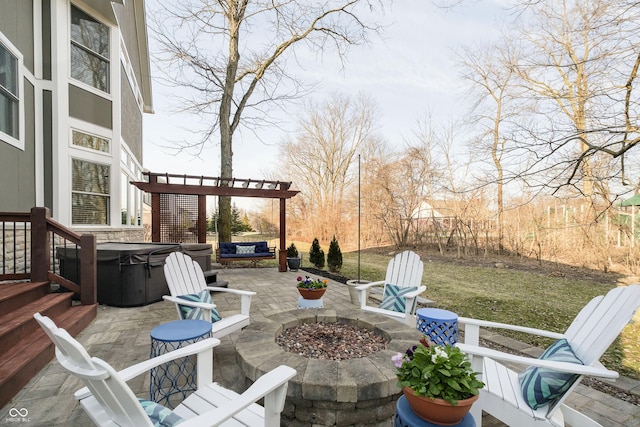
[57,242,194,307]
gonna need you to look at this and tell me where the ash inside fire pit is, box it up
[276,321,387,360]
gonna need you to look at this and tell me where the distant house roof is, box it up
[412,199,484,219]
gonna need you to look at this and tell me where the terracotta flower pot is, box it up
[402,386,478,426]
[298,288,326,300]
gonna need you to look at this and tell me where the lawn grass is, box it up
[336,249,639,380]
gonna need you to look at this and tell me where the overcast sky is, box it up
[142,0,507,210]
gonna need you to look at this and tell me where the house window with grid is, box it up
[70,5,109,92]
[0,40,20,144]
[72,159,110,225]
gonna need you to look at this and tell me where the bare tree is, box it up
[510,0,640,206]
[363,119,444,247]
[149,0,382,242]
[457,38,520,252]
[280,94,378,241]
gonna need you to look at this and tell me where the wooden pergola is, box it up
[131,172,299,272]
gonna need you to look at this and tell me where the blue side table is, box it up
[150,319,212,408]
[416,308,458,346]
[395,395,475,427]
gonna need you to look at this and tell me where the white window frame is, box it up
[120,143,143,228]
[71,157,111,226]
[0,32,25,150]
[71,127,111,154]
[69,3,111,96]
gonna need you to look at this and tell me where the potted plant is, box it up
[392,336,484,425]
[286,243,301,271]
[296,275,328,300]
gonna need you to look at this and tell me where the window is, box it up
[0,40,19,141]
[72,159,110,224]
[120,149,142,226]
[70,5,109,92]
[72,129,109,152]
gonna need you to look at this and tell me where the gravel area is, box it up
[276,322,387,360]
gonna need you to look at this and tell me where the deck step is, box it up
[0,281,50,315]
[0,292,74,356]
[0,303,97,409]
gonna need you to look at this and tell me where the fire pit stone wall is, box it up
[236,308,423,427]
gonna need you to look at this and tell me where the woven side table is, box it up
[149,319,212,408]
[416,308,458,346]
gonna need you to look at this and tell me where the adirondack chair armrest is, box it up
[162,295,217,310]
[204,287,256,316]
[458,316,565,346]
[204,287,256,297]
[179,365,297,427]
[355,280,385,291]
[404,285,426,299]
[74,338,220,400]
[455,343,619,379]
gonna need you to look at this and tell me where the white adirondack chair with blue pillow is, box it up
[163,252,256,339]
[356,250,425,324]
[34,313,296,427]
[456,284,640,427]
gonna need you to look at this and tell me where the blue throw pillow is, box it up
[138,399,184,426]
[518,338,583,410]
[177,290,222,323]
[378,284,418,313]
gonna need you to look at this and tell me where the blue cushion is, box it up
[138,399,184,426]
[254,241,269,253]
[518,338,583,410]
[378,284,418,313]
[177,290,221,323]
[219,242,236,255]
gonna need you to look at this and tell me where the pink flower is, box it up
[297,276,303,281]
[391,352,404,368]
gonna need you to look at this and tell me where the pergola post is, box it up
[278,189,288,271]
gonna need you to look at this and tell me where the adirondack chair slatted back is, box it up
[34,314,152,426]
[164,252,208,296]
[385,251,424,289]
[565,285,640,365]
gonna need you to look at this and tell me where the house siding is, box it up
[0,80,36,211]
[0,0,152,229]
[0,0,34,74]
[121,64,142,162]
[113,2,143,99]
[43,89,53,210]
[68,84,113,130]
[42,0,52,80]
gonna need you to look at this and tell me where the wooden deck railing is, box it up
[0,207,96,305]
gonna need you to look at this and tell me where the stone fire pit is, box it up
[235,309,422,427]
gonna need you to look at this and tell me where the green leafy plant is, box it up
[392,337,484,406]
[286,243,299,258]
[296,275,328,289]
[309,238,325,269]
[327,235,343,273]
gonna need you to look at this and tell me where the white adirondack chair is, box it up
[163,252,256,339]
[356,250,426,324]
[34,313,296,427]
[456,284,640,427]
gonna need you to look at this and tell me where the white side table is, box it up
[297,296,323,309]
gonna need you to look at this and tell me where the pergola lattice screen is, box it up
[159,194,199,243]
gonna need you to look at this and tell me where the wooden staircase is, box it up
[0,280,97,409]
